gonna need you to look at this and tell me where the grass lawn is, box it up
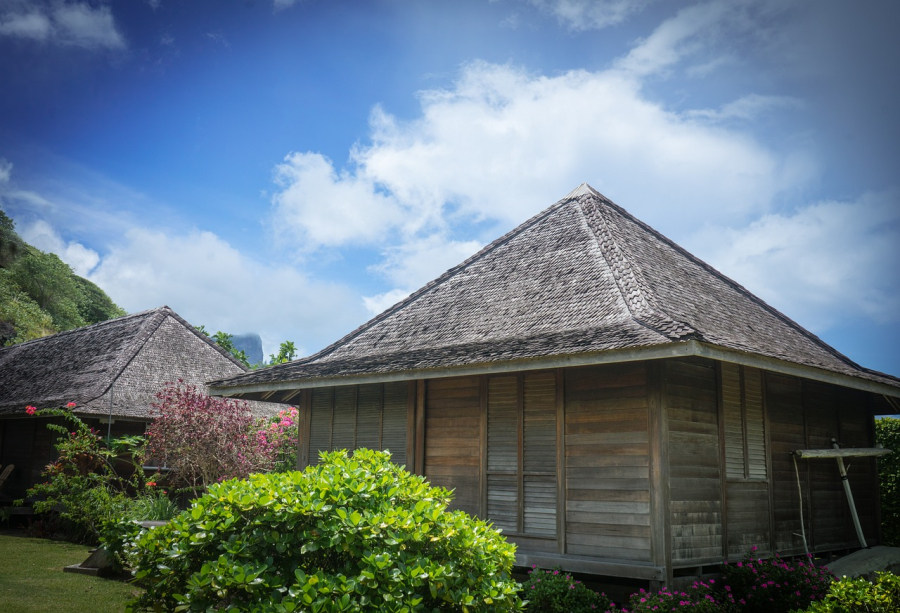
[0,532,141,613]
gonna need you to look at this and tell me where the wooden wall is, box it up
[564,363,652,561]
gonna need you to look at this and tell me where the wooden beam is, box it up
[715,361,729,559]
[647,360,672,586]
[415,380,425,476]
[555,368,566,555]
[516,552,665,582]
[792,447,891,459]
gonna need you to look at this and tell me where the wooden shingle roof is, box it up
[210,185,900,399]
[0,306,248,416]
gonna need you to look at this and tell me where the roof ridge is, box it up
[577,194,698,341]
[278,190,581,369]
[595,195,865,371]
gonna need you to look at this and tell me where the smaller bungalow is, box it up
[210,185,900,587]
[0,305,273,501]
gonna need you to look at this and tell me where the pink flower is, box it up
[147,481,156,487]
[66,401,77,408]
[25,405,36,415]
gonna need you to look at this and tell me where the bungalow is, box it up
[0,305,275,501]
[209,185,900,586]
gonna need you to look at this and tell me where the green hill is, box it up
[0,208,126,346]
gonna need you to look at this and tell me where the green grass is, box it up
[0,532,141,613]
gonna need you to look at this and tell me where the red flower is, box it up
[26,405,37,415]
[147,481,156,487]
[66,401,77,408]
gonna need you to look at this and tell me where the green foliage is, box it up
[10,249,87,330]
[19,407,152,545]
[720,551,833,612]
[521,567,610,612]
[800,572,900,613]
[0,269,54,344]
[269,340,297,365]
[127,449,524,613]
[875,417,900,547]
[0,208,25,268]
[73,275,126,325]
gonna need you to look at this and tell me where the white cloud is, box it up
[691,190,900,332]
[362,288,410,317]
[0,158,11,184]
[19,219,100,276]
[273,0,300,11]
[271,152,404,250]
[0,10,51,41]
[87,227,365,357]
[0,2,125,49]
[686,94,802,122]
[526,0,657,31]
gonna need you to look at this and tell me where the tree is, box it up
[0,208,25,269]
[0,269,55,344]
[876,416,900,546]
[268,339,297,365]
[145,382,276,495]
[10,249,86,331]
[74,276,127,325]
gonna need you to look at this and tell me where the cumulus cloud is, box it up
[686,94,802,123]
[0,158,11,184]
[525,0,657,31]
[19,219,100,276]
[691,190,900,332]
[88,227,365,357]
[0,1,125,49]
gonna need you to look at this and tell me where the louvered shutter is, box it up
[722,362,745,478]
[308,388,334,466]
[355,384,383,451]
[331,387,357,452]
[523,372,556,536]
[744,367,767,479]
[487,375,518,532]
[382,382,408,466]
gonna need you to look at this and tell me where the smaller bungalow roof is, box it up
[0,306,248,416]
[210,185,900,402]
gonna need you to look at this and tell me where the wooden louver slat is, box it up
[308,388,334,466]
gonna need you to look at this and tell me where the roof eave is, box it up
[209,339,900,401]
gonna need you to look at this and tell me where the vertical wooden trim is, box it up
[740,366,750,478]
[406,381,416,472]
[328,389,335,451]
[377,384,384,451]
[868,395,883,545]
[555,368,566,555]
[801,379,813,550]
[352,385,359,451]
[480,375,488,519]
[299,389,312,469]
[516,373,525,534]
[762,372,776,554]
[715,361,729,558]
[415,379,426,476]
[648,360,672,586]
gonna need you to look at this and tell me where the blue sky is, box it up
[1,0,898,376]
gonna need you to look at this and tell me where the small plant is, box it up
[521,566,611,612]
[800,571,900,613]
[126,449,524,612]
[18,404,152,544]
[721,549,833,613]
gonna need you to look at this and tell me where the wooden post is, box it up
[648,360,672,588]
[406,381,417,473]
[299,389,312,469]
[555,368,566,555]
[415,380,425,476]
[480,375,488,518]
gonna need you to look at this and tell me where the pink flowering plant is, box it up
[620,580,736,613]
[145,382,298,496]
[720,549,833,613]
[522,566,612,612]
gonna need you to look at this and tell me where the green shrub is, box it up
[875,417,900,547]
[126,449,524,612]
[521,566,610,612]
[800,572,900,613]
[721,550,833,612]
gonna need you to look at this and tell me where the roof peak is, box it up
[563,183,606,201]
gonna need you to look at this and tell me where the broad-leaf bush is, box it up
[800,571,900,613]
[720,550,832,613]
[126,449,524,612]
[521,566,610,612]
[875,417,900,547]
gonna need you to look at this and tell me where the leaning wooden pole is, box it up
[831,439,867,548]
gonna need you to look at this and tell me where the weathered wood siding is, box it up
[424,376,481,515]
[666,358,722,564]
[836,387,878,544]
[803,381,846,549]
[767,373,807,553]
[564,363,651,561]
